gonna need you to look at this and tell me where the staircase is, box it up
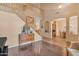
[16,12,40,34]
[0,4,41,35]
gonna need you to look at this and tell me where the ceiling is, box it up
[0,3,62,10]
[0,3,79,18]
[30,3,62,10]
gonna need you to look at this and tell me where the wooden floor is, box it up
[8,37,67,56]
[43,37,67,48]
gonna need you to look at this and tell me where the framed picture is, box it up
[26,16,34,25]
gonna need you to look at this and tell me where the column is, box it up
[66,17,69,41]
[77,16,79,40]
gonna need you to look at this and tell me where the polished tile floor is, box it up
[8,37,67,56]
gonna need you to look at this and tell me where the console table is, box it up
[19,33,34,49]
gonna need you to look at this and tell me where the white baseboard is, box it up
[8,44,19,49]
[8,39,42,49]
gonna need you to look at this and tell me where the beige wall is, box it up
[0,7,41,48]
[0,11,25,48]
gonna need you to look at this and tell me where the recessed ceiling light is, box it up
[58,5,63,9]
